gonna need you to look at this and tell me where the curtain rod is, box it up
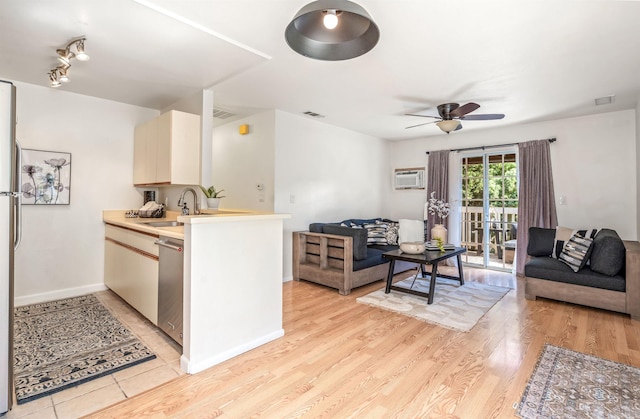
[425,137,556,155]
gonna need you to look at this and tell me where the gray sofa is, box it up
[293,218,416,295]
[524,227,640,319]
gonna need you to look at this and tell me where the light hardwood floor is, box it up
[87,267,640,418]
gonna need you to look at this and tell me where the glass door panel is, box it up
[460,152,518,270]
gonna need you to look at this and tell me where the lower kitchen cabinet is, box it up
[104,225,159,325]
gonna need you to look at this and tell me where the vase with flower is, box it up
[425,191,450,244]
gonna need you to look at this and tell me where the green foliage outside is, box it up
[462,160,517,207]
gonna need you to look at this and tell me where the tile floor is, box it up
[7,290,185,419]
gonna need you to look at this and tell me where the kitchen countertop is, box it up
[103,209,288,240]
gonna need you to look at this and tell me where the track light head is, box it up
[48,70,61,87]
[74,39,90,61]
[58,65,70,83]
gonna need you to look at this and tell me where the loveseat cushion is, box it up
[309,223,328,233]
[525,257,625,292]
[527,227,555,257]
[340,218,381,227]
[322,224,368,261]
[353,248,388,271]
[590,229,625,276]
[369,244,400,252]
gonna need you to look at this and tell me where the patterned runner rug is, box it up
[517,344,640,418]
[356,276,510,332]
[14,294,156,404]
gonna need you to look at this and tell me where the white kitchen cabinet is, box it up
[104,224,159,324]
[133,110,201,186]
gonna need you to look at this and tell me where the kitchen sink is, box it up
[142,221,184,227]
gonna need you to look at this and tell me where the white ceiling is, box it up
[2,0,639,140]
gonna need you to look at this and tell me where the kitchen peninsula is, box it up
[103,209,290,374]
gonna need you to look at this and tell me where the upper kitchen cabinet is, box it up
[133,110,201,186]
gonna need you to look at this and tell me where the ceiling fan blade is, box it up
[405,121,438,129]
[450,102,480,118]
[461,113,505,121]
[405,113,440,119]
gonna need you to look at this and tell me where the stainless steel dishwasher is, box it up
[155,235,184,346]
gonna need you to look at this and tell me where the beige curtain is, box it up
[516,140,558,275]
[426,150,450,241]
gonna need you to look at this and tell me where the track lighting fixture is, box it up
[48,37,90,88]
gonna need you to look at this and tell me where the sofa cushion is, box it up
[558,233,594,272]
[309,223,329,233]
[590,229,625,276]
[340,218,380,227]
[369,244,400,252]
[353,248,388,271]
[527,227,555,257]
[525,257,625,292]
[322,225,368,261]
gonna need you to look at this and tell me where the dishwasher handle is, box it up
[155,239,183,253]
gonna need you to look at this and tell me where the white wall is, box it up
[212,110,275,212]
[274,110,389,280]
[11,81,158,303]
[387,109,637,241]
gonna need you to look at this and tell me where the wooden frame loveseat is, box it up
[293,229,413,295]
[524,227,640,320]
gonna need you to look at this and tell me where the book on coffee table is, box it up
[425,243,455,251]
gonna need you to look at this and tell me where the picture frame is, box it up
[20,149,72,205]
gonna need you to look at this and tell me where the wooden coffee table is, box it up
[383,247,467,304]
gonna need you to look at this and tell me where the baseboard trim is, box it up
[183,328,285,374]
[282,275,293,282]
[15,283,108,307]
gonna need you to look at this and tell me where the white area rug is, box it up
[356,276,510,332]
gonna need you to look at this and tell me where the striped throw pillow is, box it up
[363,223,388,245]
[558,233,594,272]
[552,226,599,258]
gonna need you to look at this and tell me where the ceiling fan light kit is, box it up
[48,37,90,88]
[285,0,380,61]
[436,119,461,134]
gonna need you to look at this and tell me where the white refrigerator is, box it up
[0,80,20,414]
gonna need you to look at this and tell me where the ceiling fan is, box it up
[405,102,505,134]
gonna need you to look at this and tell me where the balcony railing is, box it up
[460,206,518,269]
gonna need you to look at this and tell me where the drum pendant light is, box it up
[285,0,380,61]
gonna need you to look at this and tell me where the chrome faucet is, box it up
[178,187,200,215]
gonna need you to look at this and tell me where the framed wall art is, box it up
[21,149,72,205]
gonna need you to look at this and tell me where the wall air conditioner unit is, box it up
[394,168,425,190]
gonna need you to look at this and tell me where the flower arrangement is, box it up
[425,191,450,224]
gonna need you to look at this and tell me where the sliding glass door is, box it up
[460,151,518,270]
